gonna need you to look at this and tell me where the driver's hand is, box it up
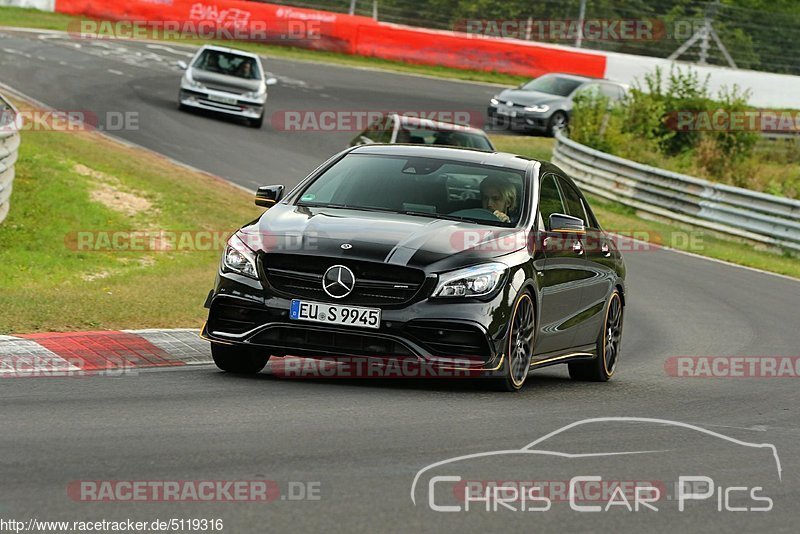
[493,210,511,223]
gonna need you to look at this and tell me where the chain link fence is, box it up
[251,0,800,77]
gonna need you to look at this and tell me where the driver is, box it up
[480,176,518,223]
[236,61,254,79]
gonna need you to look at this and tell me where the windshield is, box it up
[396,126,493,150]
[520,75,584,96]
[193,50,261,80]
[298,154,525,227]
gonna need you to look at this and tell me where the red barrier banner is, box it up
[54,0,606,78]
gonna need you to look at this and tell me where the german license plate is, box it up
[290,300,381,329]
[209,94,237,105]
[497,106,516,117]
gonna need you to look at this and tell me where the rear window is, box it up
[395,127,493,150]
[298,154,525,227]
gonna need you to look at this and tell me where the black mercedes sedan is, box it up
[202,145,626,391]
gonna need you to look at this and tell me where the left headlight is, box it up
[433,263,507,298]
[524,104,550,113]
[222,234,258,279]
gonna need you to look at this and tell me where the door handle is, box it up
[572,240,584,255]
[601,243,612,257]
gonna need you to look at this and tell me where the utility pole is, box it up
[372,0,378,21]
[349,0,357,16]
[575,0,587,48]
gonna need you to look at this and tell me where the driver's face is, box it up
[482,187,507,213]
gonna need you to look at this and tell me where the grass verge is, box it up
[0,97,262,334]
[0,6,527,86]
[490,135,800,279]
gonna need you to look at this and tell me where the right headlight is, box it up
[524,104,550,113]
[433,263,507,298]
[222,234,258,279]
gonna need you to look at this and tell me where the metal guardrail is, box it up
[552,129,800,254]
[0,93,20,225]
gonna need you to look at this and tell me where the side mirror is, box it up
[255,185,285,207]
[265,77,278,86]
[549,213,585,233]
[176,60,188,70]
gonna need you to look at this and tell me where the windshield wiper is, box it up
[392,210,472,222]
[299,203,502,225]
[298,203,401,214]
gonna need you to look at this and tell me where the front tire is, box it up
[211,343,270,374]
[250,114,264,128]
[546,111,568,136]
[568,290,623,382]
[489,292,535,391]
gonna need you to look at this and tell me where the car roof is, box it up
[535,73,626,87]
[348,144,535,171]
[393,114,487,135]
[539,73,597,83]
[197,44,261,60]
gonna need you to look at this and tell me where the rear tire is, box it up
[211,343,270,374]
[568,290,623,382]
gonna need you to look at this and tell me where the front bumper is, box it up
[202,272,513,372]
[180,89,264,119]
[487,105,550,132]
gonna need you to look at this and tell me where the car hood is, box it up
[497,89,567,107]
[239,204,526,271]
[190,68,262,94]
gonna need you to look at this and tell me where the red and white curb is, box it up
[0,329,212,377]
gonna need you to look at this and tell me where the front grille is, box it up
[252,325,415,358]
[205,83,245,94]
[403,321,491,359]
[261,254,427,306]
[197,98,243,111]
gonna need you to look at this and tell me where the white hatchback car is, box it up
[177,45,276,128]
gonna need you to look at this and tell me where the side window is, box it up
[574,83,600,98]
[556,177,588,226]
[539,174,566,230]
[600,83,623,101]
[582,196,601,229]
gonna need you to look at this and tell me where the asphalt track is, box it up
[1,28,799,532]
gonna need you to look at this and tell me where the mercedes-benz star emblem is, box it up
[323,265,356,299]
